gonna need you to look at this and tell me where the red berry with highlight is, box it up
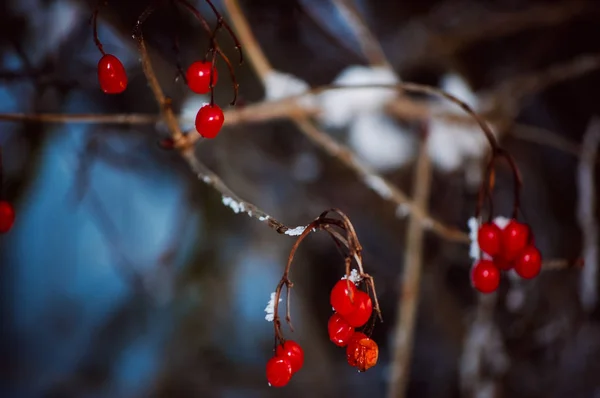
[501,220,530,260]
[186,61,218,94]
[195,104,224,138]
[330,280,359,316]
[471,259,500,293]
[328,313,355,347]
[266,356,292,387]
[0,201,15,234]
[514,245,542,279]
[343,290,373,328]
[97,54,127,94]
[275,340,304,374]
[478,222,502,257]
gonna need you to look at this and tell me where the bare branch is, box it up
[387,131,432,398]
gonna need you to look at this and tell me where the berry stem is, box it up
[175,0,241,105]
[91,1,107,56]
[169,0,188,85]
[271,209,383,349]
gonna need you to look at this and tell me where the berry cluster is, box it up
[472,218,542,293]
[185,61,225,139]
[265,340,304,387]
[328,278,378,371]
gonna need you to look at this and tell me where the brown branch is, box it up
[132,24,296,235]
[387,131,433,398]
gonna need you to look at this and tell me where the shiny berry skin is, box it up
[471,259,500,293]
[330,280,359,316]
[195,104,225,138]
[328,313,355,347]
[0,201,15,234]
[501,220,530,260]
[275,340,304,374]
[186,61,218,94]
[266,356,293,387]
[343,290,373,328]
[346,332,379,372]
[478,222,502,257]
[97,54,127,94]
[514,245,542,279]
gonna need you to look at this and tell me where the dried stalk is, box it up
[387,132,432,398]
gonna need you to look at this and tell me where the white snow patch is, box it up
[264,70,316,109]
[348,112,416,171]
[180,95,209,132]
[427,73,495,174]
[318,65,399,128]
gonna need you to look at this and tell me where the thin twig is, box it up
[132,25,295,235]
[331,0,391,69]
[387,130,432,398]
[577,117,600,312]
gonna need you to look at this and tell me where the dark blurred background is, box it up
[1,0,600,397]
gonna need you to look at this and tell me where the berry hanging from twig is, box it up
[195,104,224,138]
[186,61,218,94]
[471,259,501,293]
[97,54,128,94]
[265,356,293,387]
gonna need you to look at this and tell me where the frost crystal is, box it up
[264,292,282,322]
[341,269,362,285]
[364,174,393,199]
[222,196,244,214]
[285,226,307,236]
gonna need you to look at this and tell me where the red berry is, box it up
[195,104,224,138]
[0,201,15,234]
[327,313,355,347]
[494,257,513,271]
[275,340,304,374]
[478,222,502,257]
[266,356,293,387]
[344,290,373,327]
[330,280,359,316]
[97,54,127,94]
[514,245,542,279]
[501,220,530,260]
[471,259,500,293]
[186,61,218,94]
[346,332,379,371]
